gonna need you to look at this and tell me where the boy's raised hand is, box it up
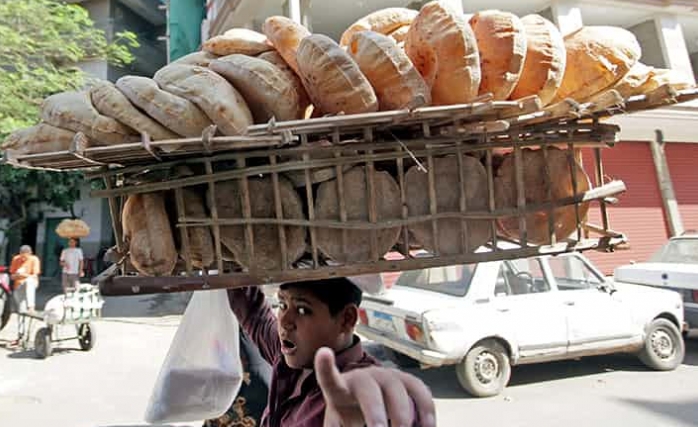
[314,347,436,427]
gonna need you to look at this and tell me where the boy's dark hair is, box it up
[279,277,362,316]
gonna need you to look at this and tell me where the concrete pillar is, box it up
[650,130,684,237]
[284,0,312,30]
[629,20,666,68]
[551,0,583,36]
[655,15,696,85]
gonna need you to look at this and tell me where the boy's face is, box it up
[276,287,356,369]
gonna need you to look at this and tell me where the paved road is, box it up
[1,290,697,427]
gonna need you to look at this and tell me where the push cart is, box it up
[23,283,104,359]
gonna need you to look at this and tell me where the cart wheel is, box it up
[78,323,95,351]
[35,327,52,359]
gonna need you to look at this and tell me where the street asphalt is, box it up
[1,286,697,427]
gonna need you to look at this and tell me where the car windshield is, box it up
[648,238,698,264]
[394,264,475,297]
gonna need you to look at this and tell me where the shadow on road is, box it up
[682,337,698,366]
[617,398,698,426]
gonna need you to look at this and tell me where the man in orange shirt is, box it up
[9,245,41,346]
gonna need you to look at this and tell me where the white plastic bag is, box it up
[144,289,243,424]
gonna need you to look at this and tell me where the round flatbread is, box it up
[297,34,378,115]
[494,147,591,244]
[315,166,402,263]
[470,10,527,100]
[2,123,83,154]
[404,1,480,105]
[262,16,311,75]
[348,31,430,110]
[340,7,418,46]
[202,28,272,56]
[406,155,491,255]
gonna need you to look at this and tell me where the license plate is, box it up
[371,311,396,333]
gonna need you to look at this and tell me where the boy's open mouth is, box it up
[281,339,297,355]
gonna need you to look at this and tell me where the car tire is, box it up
[456,340,511,397]
[638,318,685,371]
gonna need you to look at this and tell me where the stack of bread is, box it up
[3,1,694,276]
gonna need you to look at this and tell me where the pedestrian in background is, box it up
[60,238,84,293]
[9,244,41,346]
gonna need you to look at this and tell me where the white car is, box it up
[357,251,686,397]
[614,234,698,331]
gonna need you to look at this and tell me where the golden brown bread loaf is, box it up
[406,155,491,255]
[340,7,418,46]
[90,81,179,142]
[256,50,311,116]
[509,14,566,105]
[2,123,81,154]
[405,1,480,105]
[40,91,137,145]
[212,176,307,271]
[315,166,402,263]
[172,50,220,67]
[494,147,591,245]
[262,16,311,75]
[552,26,641,103]
[297,34,378,115]
[116,76,212,137]
[202,28,272,56]
[388,25,410,44]
[348,31,430,110]
[210,54,305,122]
[122,192,177,276]
[636,68,694,94]
[179,188,215,269]
[153,63,253,136]
[469,10,527,100]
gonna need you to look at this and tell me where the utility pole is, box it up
[650,130,684,237]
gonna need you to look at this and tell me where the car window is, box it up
[495,258,550,297]
[395,264,475,297]
[548,255,602,291]
[649,238,698,264]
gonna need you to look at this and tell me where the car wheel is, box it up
[456,340,511,397]
[638,318,685,371]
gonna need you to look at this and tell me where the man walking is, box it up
[60,238,84,293]
[9,245,41,346]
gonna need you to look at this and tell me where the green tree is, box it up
[0,0,138,256]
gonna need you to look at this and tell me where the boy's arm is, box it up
[227,286,281,365]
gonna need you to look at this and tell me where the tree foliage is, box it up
[0,0,138,243]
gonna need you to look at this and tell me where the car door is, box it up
[545,254,634,349]
[493,258,568,360]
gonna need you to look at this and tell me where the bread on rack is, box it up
[2,123,82,155]
[296,34,378,115]
[404,1,480,105]
[636,67,695,94]
[90,81,179,142]
[314,166,402,263]
[406,154,491,255]
[262,16,311,75]
[172,50,221,67]
[178,188,215,269]
[41,91,137,145]
[210,54,305,122]
[348,31,430,111]
[122,192,178,277]
[116,76,212,138]
[154,63,253,136]
[387,25,410,44]
[256,50,311,117]
[470,10,527,101]
[494,147,591,245]
[340,7,418,47]
[202,28,273,56]
[212,176,307,271]
[552,26,642,103]
[509,14,566,105]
